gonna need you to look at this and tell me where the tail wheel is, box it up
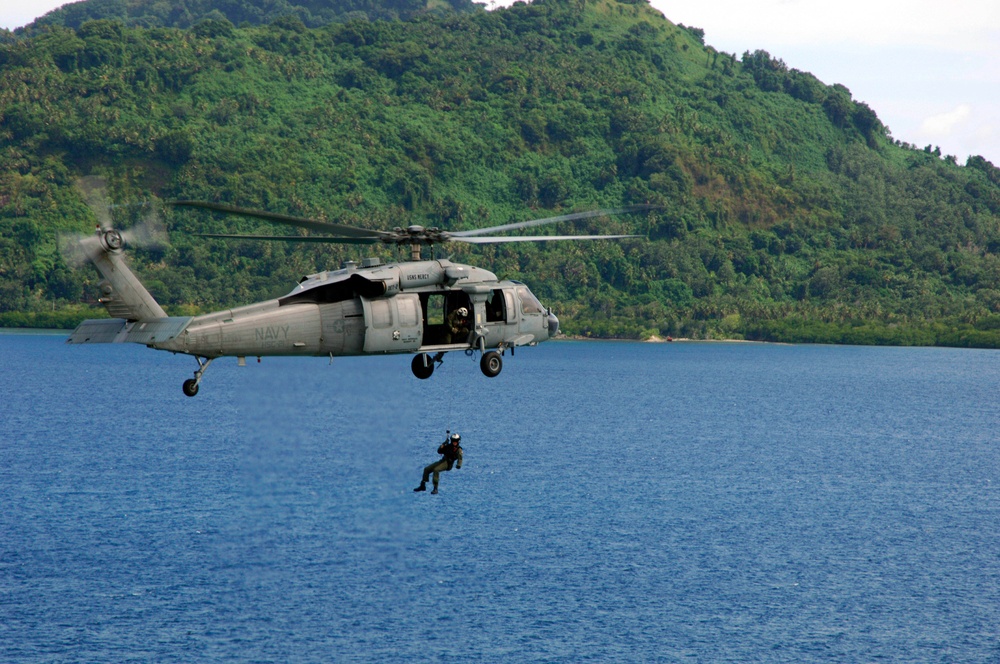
[480,350,502,378]
[182,378,199,397]
[411,353,435,379]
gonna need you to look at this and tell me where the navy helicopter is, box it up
[64,178,644,396]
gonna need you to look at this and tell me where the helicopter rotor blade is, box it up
[74,175,114,231]
[170,200,384,239]
[192,233,380,244]
[121,203,169,250]
[449,205,655,238]
[58,232,100,268]
[452,234,641,244]
[173,201,654,251]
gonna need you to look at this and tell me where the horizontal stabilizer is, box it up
[67,317,191,345]
[67,318,128,343]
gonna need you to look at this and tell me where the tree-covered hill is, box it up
[14,0,483,33]
[2,0,1000,346]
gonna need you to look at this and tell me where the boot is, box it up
[413,482,426,492]
[431,487,439,495]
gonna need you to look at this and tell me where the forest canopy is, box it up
[13,0,484,32]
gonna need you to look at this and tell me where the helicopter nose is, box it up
[547,311,560,338]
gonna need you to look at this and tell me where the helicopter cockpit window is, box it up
[516,286,544,314]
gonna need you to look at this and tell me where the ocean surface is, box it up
[2,330,999,662]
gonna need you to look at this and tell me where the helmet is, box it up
[450,432,461,442]
[456,307,468,317]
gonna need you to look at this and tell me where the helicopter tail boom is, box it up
[89,243,167,322]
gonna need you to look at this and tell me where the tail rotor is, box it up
[59,175,169,322]
[59,176,168,268]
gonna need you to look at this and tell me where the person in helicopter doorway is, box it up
[414,432,464,494]
[445,306,470,344]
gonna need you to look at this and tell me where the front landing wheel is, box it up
[411,353,435,379]
[480,350,503,378]
[182,378,200,397]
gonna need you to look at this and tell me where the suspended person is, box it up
[414,432,464,494]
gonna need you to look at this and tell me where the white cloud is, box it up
[920,104,972,138]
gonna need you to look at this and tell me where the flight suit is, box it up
[418,440,463,493]
[445,309,470,344]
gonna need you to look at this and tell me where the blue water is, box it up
[2,331,999,662]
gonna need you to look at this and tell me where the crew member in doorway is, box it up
[445,307,470,344]
[414,432,464,494]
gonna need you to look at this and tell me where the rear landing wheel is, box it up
[480,350,503,378]
[182,378,199,397]
[411,353,435,379]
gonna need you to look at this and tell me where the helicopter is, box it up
[65,180,645,396]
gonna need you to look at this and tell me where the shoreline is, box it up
[1,326,759,345]
[0,327,70,336]
[555,334,765,344]
[0,328,992,350]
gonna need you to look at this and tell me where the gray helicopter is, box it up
[65,182,643,396]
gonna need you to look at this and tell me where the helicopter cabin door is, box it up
[361,294,422,354]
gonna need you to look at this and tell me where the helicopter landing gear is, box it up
[411,352,445,379]
[480,350,503,378]
[182,356,214,397]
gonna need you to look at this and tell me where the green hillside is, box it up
[16,0,483,32]
[2,0,1000,345]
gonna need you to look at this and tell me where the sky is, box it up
[2,0,999,164]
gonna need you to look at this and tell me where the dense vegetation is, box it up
[2,0,1000,346]
[16,0,483,32]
